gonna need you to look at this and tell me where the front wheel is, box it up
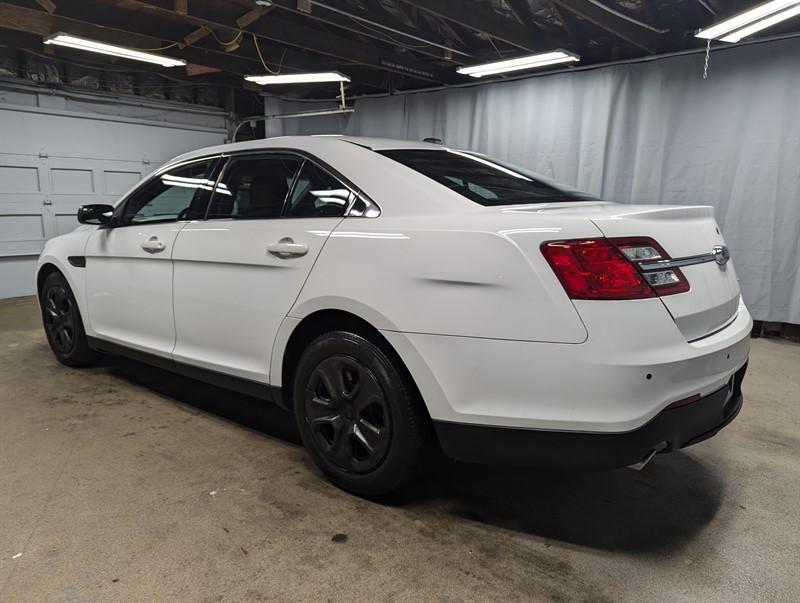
[293,331,429,497]
[40,271,97,367]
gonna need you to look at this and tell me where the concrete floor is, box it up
[0,296,798,602]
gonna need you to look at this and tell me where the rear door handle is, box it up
[267,238,308,259]
[141,237,166,253]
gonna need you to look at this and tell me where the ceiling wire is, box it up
[136,42,179,51]
[487,36,504,58]
[344,15,434,50]
[695,0,717,16]
[251,33,286,75]
[584,0,670,34]
[309,0,472,57]
[208,28,244,48]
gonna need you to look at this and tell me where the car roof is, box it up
[169,135,445,165]
[328,136,445,151]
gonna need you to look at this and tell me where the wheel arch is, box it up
[36,256,92,337]
[37,262,62,296]
[276,308,430,421]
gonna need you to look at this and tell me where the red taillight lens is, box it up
[541,239,655,300]
[541,237,690,300]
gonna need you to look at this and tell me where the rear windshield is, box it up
[378,149,595,206]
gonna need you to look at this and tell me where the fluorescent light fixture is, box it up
[720,4,800,41]
[43,33,186,67]
[245,72,350,85]
[696,0,800,41]
[456,50,579,78]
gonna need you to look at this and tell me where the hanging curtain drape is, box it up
[280,37,800,323]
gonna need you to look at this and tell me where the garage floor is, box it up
[1,296,798,602]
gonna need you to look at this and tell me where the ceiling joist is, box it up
[0,1,391,92]
[81,0,451,83]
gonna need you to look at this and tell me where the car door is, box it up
[171,153,353,383]
[84,157,218,356]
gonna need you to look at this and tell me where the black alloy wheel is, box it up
[305,355,392,474]
[43,283,77,355]
[294,331,430,496]
[40,271,96,367]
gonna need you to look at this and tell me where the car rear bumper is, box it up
[433,362,746,468]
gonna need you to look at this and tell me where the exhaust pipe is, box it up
[627,442,668,471]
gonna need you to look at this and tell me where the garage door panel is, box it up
[47,159,144,228]
[0,165,40,193]
[0,155,49,257]
[55,212,80,236]
[104,170,142,196]
[0,214,44,240]
[50,167,95,194]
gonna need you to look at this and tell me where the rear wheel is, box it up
[293,331,428,496]
[40,271,97,367]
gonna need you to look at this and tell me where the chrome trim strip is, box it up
[639,252,718,271]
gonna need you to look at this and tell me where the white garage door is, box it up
[0,85,228,299]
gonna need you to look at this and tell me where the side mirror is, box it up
[78,204,115,226]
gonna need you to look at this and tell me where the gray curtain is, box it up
[280,37,800,324]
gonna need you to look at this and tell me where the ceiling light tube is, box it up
[695,0,800,40]
[44,33,186,67]
[245,72,350,85]
[456,50,580,78]
[720,4,800,41]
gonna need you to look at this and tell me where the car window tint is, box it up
[285,161,352,218]
[123,160,215,225]
[207,155,301,220]
[378,149,595,206]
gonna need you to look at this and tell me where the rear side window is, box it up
[207,155,302,220]
[285,161,352,218]
[378,149,594,206]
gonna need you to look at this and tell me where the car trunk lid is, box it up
[528,203,741,341]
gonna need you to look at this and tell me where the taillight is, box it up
[541,237,689,300]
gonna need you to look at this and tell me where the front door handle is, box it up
[141,237,166,253]
[267,238,308,259]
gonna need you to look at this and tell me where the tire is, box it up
[40,271,97,367]
[293,330,429,497]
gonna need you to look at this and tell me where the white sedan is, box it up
[37,136,751,495]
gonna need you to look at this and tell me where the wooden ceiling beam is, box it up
[81,0,451,84]
[550,0,663,54]
[35,0,57,14]
[174,0,187,16]
[0,2,391,92]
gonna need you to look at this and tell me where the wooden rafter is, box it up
[35,0,57,14]
[79,0,451,83]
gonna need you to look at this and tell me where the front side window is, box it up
[207,155,302,220]
[378,149,596,206]
[284,161,352,218]
[122,160,216,225]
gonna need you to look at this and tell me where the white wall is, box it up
[0,81,228,298]
[275,37,800,324]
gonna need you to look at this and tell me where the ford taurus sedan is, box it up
[37,135,751,495]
